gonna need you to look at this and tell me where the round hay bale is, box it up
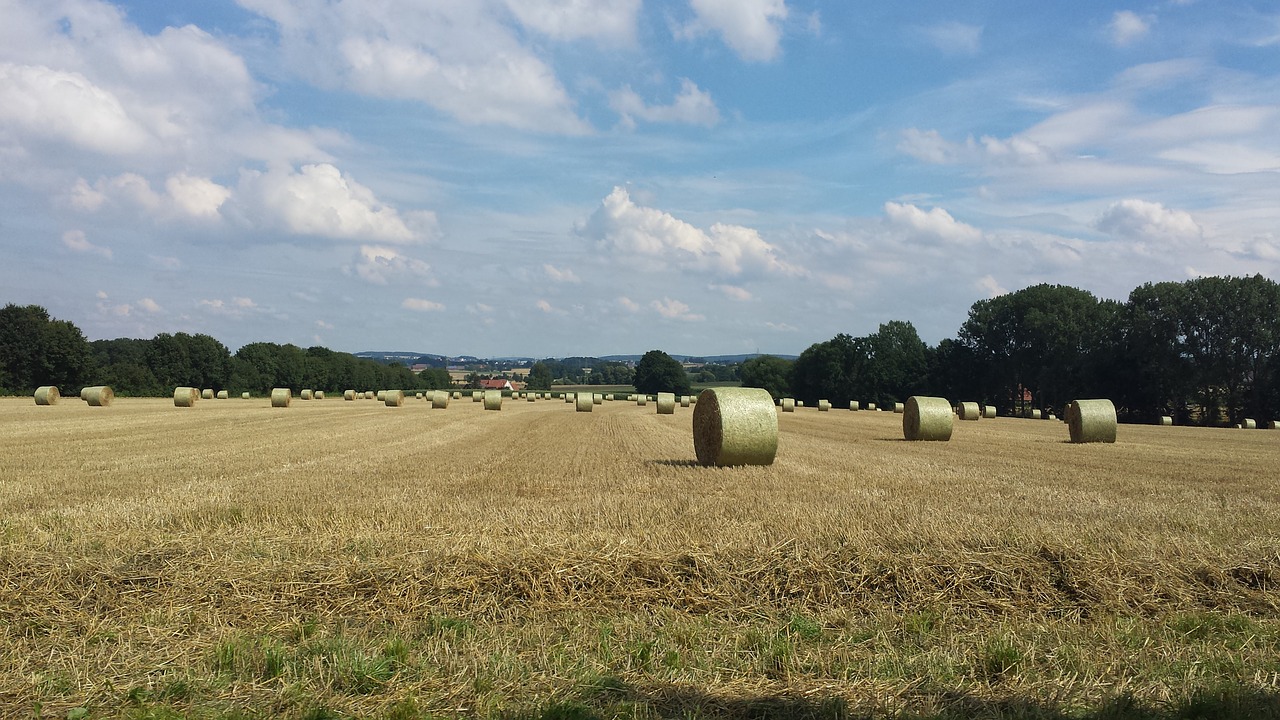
[270,388,292,408]
[384,390,405,407]
[415,392,424,400]
[173,387,197,407]
[433,391,450,409]
[82,386,114,406]
[315,391,325,400]
[1067,399,1117,444]
[818,400,831,412]
[201,389,214,400]
[903,396,954,441]
[593,393,603,405]
[849,401,859,411]
[796,400,805,408]
[300,389,313,400]
[374,390,385,402]
[957,402,981,421]
[565,393,576,404]
[527,393,536,402]
[1266,420,1279,430]
[34,386,60,405]
[627,394,637,402]
[657,392,676,414]
[693,387,778,467]
[576,392,593,412]
[680,395,691,408]
[241,392,250,400]
[867,403,877,411]
[893,402,904,414]
[690,397,696,404]
[1047,413,1057,421]
[344,390,355,401]
[216,390,229,400]
[781,398,795,412]
[983,405,996,419]
[1030,409,1042,420]
[471,391,483,402]
[636,395,647,406]
[452,391,461,399]
[1158,415,1172,426]
[483,389,502,411]
[1242,418,1257,430]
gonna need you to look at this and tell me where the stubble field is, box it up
[1,396,1277,719]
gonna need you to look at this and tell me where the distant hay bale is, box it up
[796,400,805,408]
[484,389,502,411]
[433,391,450,409]
[270,388,292,408]
[344,390,355,401]
[849,401,859,411]
[384,390,405,407]
[216,390,229,400]
[576,392,593,412]
[315,391,325,400]
[1242,418,1257,430]
[452,391,461,400]
[83,386,114,406]
[1030,409,1042,420]
[690,397,696,404]
[1067,399,1117,444]
[527,392,536,402]
[781,398,795,412]
[867,403,876,411]
[1158,415,1172,426]
[202,389,214,400]
[374,391,385,402]
[565,393,575,404]
[657,392,676,414]
[893,402,904,413]
[903,396,954,441]
[415,392,423,400]
[241,392,250,400]
[957,402,981,421]
[593,393,603,405]
[34,386,60,405]
[472,391,483,402]
[818,400,831,412]
[680,395,691,408]
[1266,420,1279,430]
[693,387,778,467]
[636,395,647,406]
[302,389,314,400]
[1047,413,1057,421]
[983,405,996,418]
[173,387,197,407]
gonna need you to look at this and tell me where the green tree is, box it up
[790,334,868,406]
[633,350,691,396]
[0,304,91,393]
[868,320,929,404]
[739,355,793,400]
[527,362,553,391]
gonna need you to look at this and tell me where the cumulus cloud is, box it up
[651,297,705,321]
[240,164,437,243]
[1094,199,1202,242]
[710,283,752,301]
[165,173,232,219]
[0,62,150,155]
[1109,11,1151,46]
[610,78,720,129]
[680,0,789,62]
[975,274,1007,298]
[920,22,982,55]
[543,263,580,283]
[883,202,983,244]
[73,172,231,220]
[579,186,799,277]
[137,298,163,313]
[347,245,434,285]
[502,0,641,43]
[402,297,445,312]
[61,229,112,259]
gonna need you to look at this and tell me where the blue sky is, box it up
[2,0,1278,357]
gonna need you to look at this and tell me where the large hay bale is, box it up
[270,388,292,408]
[202,389,214,400]
[893,402,904,413]
[818,400,831,412]
[849,401,859,411]
[173,387,197,407]
[1242,418,1257,430]
[82,386,113,406]
[34,386,60,405]
[215,390,229,400]
[1030,408,1042,420]
[657,392,676,414]
[432,391,450,409]
[983,405,996,419]
[384,390,405,407]
[576,392,593,412]
[781,398,795,412]
[957,402,981,421]
[1067,399,1117,444]
[693,387,778,467]
[344,390,355,401]
[375,390,386,402]
[484,389,502,411]
[903,396,953,441]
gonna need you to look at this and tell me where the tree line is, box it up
[742,275,1280,425]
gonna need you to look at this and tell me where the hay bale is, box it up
[1047,413,1057,421]
[527,393,536,402]
[202,389,214,400]
[893,402,904,414]
[781,398,795,412]
[173,387,197,407]
[315,391,325,400]
[636,394,647,406]
[80,386,113,406]
[849,401,859,411]
[33,386,60,405]
[693,387,778,467]
[796,400,805,408]
[1242,418,1257,430]
[344,390,355,401]
[1266,420,1279,430]
[818,400,831,412]
[472,391,483,402]
[867,403,876,411]
[628,394,637,402]
[1158,415,1172,426]
[1067,399,1117,444]
[680,395,691,408]
[576,392,593,412]
[433,391,450,409]
[452,391,461,399]
[657,392,676,414]
[301,389,313,400]
[483,389,502,411]
[216,390,229,400]
[1030,409,1042,420]
[957,402,981,421]
[383,390,405,407]
[565,393,575,404]
[416,392,424,400]
[903,396,954,441]
[271,388,292,408]
[983,405,996,419]
[593,393,603,405]
[242,392,250,400]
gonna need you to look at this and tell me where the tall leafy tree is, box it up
[0,304,91,393]
[739,355,793,400]
[633,350,691,396]
[790,333,869,405]
[527,361,553,391]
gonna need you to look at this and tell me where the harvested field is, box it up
[0,398,1277,719]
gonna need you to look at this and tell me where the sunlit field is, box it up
[1,396,1277,719]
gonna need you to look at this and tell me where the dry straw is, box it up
[657,392,676,414]
[82,386,114,406]
[575,392,593,412]
[849,401,859,411]
[202,389,214,400]
[270,388,292,408]
[958,401,981,421]
[215,390,229,400]
[797,400,805,407]
[483,389,502,411]
[893,402,904,413]
[781,398,795,412]
[1067,399,1117,443]
[34,386,60,405]
[818,400,831,412]
[692,387,778,466]
[903,396,954,441]
[344,390,355,401]
[173,387,197,407]
[983,405,996,419]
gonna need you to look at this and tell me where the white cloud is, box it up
[883,202,983,244]
[651,297,705,321]
[543,263,581,283]
[710,283,752,301]
[347,245,434,285]
[764,321,797,332]
[503,0,641,43]
[610,78,720,129]
[0,62,150,155]
[402,297,445,312]
[1094,199,1202,242]
[239,164,436,243]
[165,173,231,219]
[75,172,231,220]
[579,186,799,277]
[681,0,789,62]
[1109,11,1151,47]
[231,297,256,308]
[920,22,982,55]
[137,298,163,313]
[618,296,641,312]
[61,229,112,259]
[975,274,1007,298]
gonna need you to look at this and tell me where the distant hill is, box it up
[357,351,795,365]
[600,353,797,364]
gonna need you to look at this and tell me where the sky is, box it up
[2,0,1279,358]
